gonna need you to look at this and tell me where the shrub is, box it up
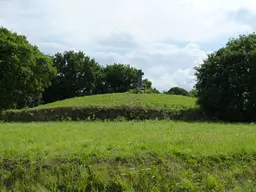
[167,87,189,96]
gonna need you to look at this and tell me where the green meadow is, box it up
[1,121,256,191]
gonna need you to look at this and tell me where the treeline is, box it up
[0,27,162,110]
[42,51,160,104]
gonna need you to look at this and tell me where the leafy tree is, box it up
[0,27,56,110]
[167,87,189,96]
[101,63,138,93]
[142,79,159,93]
[143,79,152,89]
[195,33,256,121]
[42,51,102,103]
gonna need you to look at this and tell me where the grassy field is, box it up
[19,93,197,111]
[1,121,256,157]
[1,121,256,191]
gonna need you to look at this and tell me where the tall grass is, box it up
[1,121,256,191]
[0,121,256,158]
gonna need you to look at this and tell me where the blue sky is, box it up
[1,0,255,91]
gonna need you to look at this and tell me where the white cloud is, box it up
[1,0,256,91]
[89,41,207,91]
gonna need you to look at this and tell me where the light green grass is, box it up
[1,121,255,158]
[1,121,256,191]
[20,93,197,111]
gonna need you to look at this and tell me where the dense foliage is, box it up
[167,87,189,96]
[42,51,102,103]
[0,27,56,110]
[42,57,157,103]
[101,63,138,93]
[195,33,256,121]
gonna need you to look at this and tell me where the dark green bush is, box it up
[167,87,189,96]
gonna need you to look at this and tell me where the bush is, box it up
[167,87,189,96]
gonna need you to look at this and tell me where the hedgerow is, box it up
[0,106,207,122]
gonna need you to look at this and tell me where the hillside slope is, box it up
[2,93,199,122]
[31,93,197,110]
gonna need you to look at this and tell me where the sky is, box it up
[1,0,256,91]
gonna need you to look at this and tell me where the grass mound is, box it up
[1,93,201,122]
[1,121,256,191]
[29,93,197,110]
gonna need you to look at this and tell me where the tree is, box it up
[42,51,102,103]
[142,79,152,89]
[101,63,138,93]
[142,79,160,93]
[0,27,56,110]
[195,33,256,121]
[167,87,189,96]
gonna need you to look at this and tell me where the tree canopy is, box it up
[0,27,56,110]
[42,51,102,103]
[195,33,256,121]
[42,55,155,103]
[101,63,138,93]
